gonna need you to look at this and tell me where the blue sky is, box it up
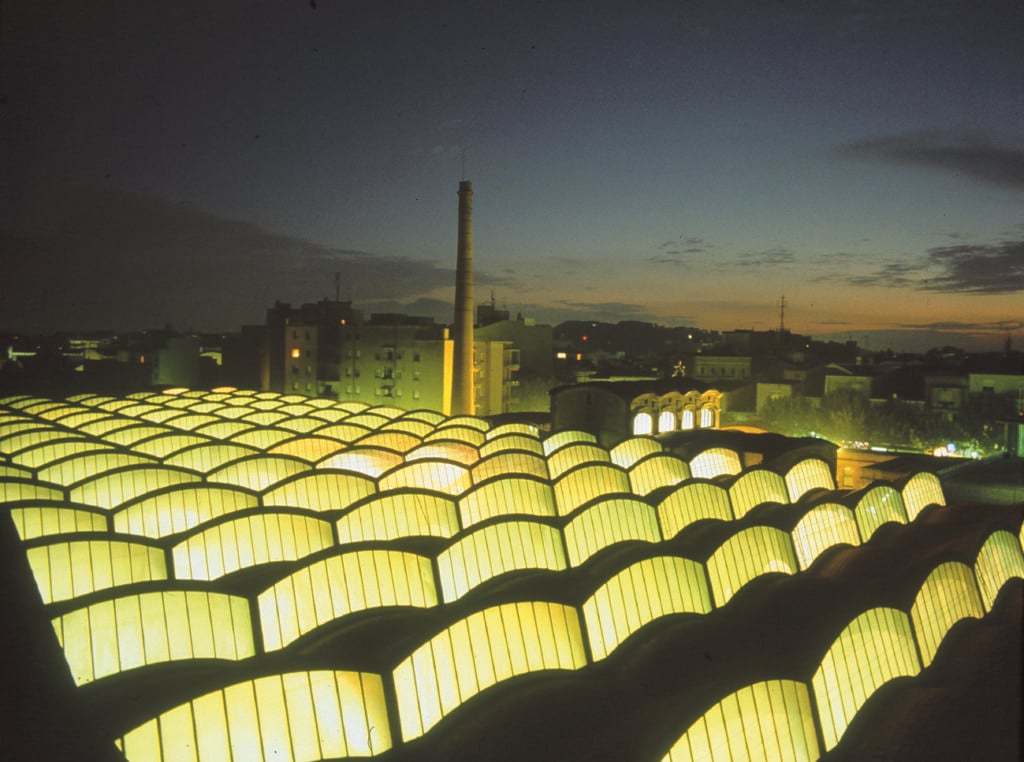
[2,1,1022,351]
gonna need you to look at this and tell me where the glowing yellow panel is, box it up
[69,466,201,510]
[112,485,258,539]
[628,453,691,496]
[354,430,421,453]
[267,436,346,463]
[209,455,311,492]
[791,502,861,570]
[812,607,920,750]
[484,421,537,440]
[911,561,984,666]
[583,556,711,660]
[459,476,556,527]
[548,442,610,479]
[132,433,210,458]
[172,512,333,581]
[263,471,376,512]
[120,718,161,762]
[661,680,819,762]
[381,417,435,438]
[39,448,157,485]
[254,675,291,759]
[54,589,256,686]
[728,468,790,519]
[224,680,264,760]
[226,427,294,449]
[854,485,908,540]
[160,703,198,762]
[347,411,395,429]
[193,690,231,760]
[393,601,587,741]
[378,460,473,496]
[11,439,119,470]
[705,526,798,606]
[785,457,836,501]
[437,521,566,602]
[478,433,544,458]
[9,505,107,539]
[336,491,459,543]
[407,440,480,466]
[437,414,490,434]
[901,471,946,521]
[163,443,260,473]
[259,549,437,651]
[563,497,661,567]
[553,463,630,516]
[688,447,742,479]
[0,479,64,503]
[610,436,663,468]
[309,670,345,757]
[657,481,733,539]
[973,529,1024,610]
[27,539,167,604]
[318,447,403,477]
[542,429,597,456]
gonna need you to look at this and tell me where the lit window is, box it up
[633,413,653,435]
[291,348,300,358]
[575,353,582,361]
[556,352,567,360]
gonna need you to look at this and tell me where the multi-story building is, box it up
[264,299,357,396]
[691,354,752,382]
[342,314,452,413]
[474,340,520,417]
[263,301,530,416]
[475,306,553,380]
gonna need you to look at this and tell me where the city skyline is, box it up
[2,1,1022,352]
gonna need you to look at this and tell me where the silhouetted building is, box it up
[551,378,721,447]
[264,299,358,397]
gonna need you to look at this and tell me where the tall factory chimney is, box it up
[452,180,475,415]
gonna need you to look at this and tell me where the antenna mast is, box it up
[778,295,787,335]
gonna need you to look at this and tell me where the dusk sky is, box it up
[2,1,1022,351]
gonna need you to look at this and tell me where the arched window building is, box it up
[550,380,721,448]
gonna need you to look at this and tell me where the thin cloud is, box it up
[737,247,796,267]
[819,238,1024,294]
[0,187,483,332]
[837,131,1024,190]
[559,300,647,314]
[841,261,927,289]
[921,241,1024,294]
[895,319,1024,332]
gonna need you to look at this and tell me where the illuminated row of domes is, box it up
[2,389,1022,761]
